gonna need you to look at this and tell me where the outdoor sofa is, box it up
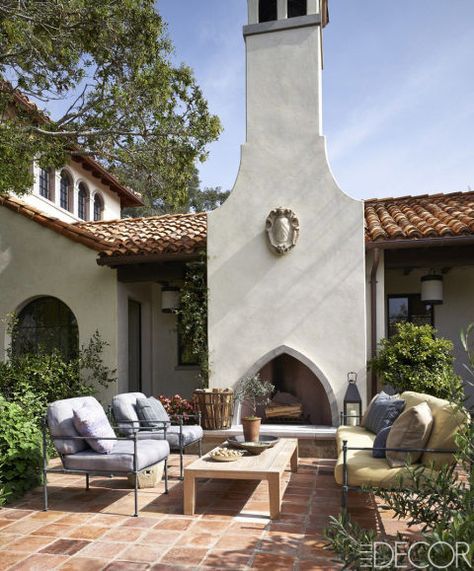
[43,396,170,517]
[111,392,203,479]
[335,391,467,509]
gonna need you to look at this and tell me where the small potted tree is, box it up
[235,374,274,442]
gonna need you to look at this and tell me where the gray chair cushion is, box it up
[112,392,147,436]
[137,425,203,449]
[136,397,170,427]
[63,439,170,473]
[48,396,102,455]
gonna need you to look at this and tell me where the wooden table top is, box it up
[184,438,298,478]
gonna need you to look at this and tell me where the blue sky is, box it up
[158,0,474,200]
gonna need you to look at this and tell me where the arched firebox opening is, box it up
[242,346,339,426]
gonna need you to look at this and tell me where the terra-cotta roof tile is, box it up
[364,191,474,243]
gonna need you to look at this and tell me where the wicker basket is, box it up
[193,388,234,430]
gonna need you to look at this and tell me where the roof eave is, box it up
[366,235,474,250]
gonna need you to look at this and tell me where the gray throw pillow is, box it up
[372,426,391,458]
[364,398,405,434]
[136,397,170,428]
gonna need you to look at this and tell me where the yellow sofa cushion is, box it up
[336,425,375,455]
[334,446,413,488]
[400,391,468,468]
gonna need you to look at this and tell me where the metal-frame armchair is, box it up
[43,396,170,517]
[111,392,203,480]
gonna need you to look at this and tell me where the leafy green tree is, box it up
[122,165,230,217]
[0,0,221,202]
[370,322,463,400]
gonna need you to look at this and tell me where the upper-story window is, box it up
[59,170,73,212]
[259,0,277,22]
[39,168,52,200]
[288,0,307,18]
[78,183,89,221]
[93,193,104,221]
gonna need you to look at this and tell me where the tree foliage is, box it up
[370,322,463,400]
[0,0,221,201]
[122,165,230,217]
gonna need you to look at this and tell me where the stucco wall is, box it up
[22,161,122,223]
[208,19,367,422]
[385,266,474,404]
[0,207,119,404]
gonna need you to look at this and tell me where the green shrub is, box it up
[0,331,116,425]
[370,322,463,399]
[0,396,42,505]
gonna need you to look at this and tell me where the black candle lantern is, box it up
[343,372,362,426]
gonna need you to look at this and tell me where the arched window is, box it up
[78,183,89,220]
[93,193,104,221]
[288,0,307,18]
[13,296,79,360]
[39,167,52,200]
[59,170,73,211]
[259,0,277,23]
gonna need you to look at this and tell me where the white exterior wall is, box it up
[208,16,367,422]
[23,161,122,223]
[0,207,119,404]
[116,282,202,399]
[385,266,474,404]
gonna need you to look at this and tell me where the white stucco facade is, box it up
[208,9,367,422]
[0,206,119,403]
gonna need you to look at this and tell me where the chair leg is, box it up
[86,474,90,491]
[164,459,169,494]
[133,473,139,517]
[42,418,48,512]
[198,439,202,458]
[179,447,184,480]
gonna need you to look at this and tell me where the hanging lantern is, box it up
[161,286,180,313]
[421,271,443,305]
[343,372,362,426]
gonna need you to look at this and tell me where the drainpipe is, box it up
[370,248,381,398]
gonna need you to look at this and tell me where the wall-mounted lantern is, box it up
[343,372,362,426]
[161,286,180,313]
[421,271,444,305]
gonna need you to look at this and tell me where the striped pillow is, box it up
[136,397,170,428]
[364,398,405,434]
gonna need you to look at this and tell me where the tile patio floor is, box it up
[0,454,419,570]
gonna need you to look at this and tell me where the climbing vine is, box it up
[177,257,209,386]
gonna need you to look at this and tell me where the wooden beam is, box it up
[117,262,188,283]
[385,245,474,270]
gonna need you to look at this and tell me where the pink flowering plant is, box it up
[158,394,196,425]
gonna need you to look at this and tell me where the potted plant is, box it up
[235,374,274,442]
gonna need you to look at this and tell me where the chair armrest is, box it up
[342,444,456,454]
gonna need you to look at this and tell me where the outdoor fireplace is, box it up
[257,354,332,425]
[207,1,367,421]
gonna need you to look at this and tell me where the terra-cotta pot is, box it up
[242,417,261,442]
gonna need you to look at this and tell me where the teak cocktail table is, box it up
[183,438,298,518]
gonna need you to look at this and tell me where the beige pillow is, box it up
[386,402,434,468]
